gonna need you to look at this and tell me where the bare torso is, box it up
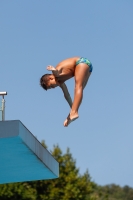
[55,57,80,83]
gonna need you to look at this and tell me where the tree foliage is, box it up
[0,141,133,200]
[28,142,97,200]
[96,184,133,200]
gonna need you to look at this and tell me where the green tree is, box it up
[1,141,133,200]
[97,184,133,200]
[0,182,36,200]
[29,143,99,200]
[0,141,99,200]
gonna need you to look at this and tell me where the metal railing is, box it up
[0,92,7,121]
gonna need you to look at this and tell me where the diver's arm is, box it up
[60,83,72,108]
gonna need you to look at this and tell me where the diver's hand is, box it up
[47,65,60,77]
[47,65,55,71]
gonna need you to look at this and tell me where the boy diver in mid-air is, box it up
[40,57,93,127]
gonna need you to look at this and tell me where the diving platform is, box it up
[0,120,59,184]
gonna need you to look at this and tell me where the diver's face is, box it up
[47,76,59,89]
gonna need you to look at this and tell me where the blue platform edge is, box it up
[0,120,59,184]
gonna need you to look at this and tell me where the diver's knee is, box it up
[75,85,83,94]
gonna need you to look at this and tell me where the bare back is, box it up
[55,57,80,82]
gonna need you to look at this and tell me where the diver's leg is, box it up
[64,63,90,126]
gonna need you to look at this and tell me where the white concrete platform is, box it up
[0,120,59,184]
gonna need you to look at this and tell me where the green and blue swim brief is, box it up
[76,57,93,72]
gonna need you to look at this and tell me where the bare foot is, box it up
[64,113,79,127]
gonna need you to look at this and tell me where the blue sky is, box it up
[0,1,133,187]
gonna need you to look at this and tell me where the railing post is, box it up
[0,92,7,121]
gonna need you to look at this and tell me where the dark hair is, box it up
[40,74,51,91]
